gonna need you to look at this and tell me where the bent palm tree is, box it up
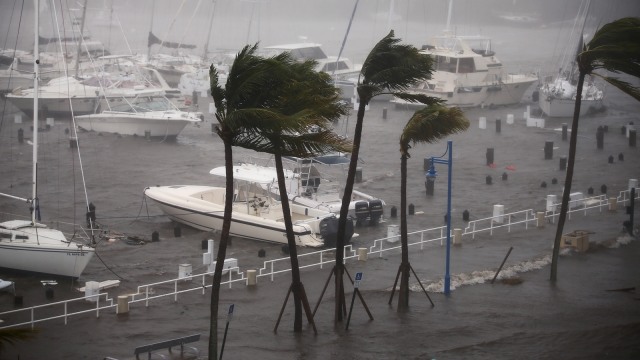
[241,56,351,332]
[208,44,308,359]
[393,104,468,312]
[550,17,640,282]
[327,30,438,322]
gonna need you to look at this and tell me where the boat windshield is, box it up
[110,97,173,112]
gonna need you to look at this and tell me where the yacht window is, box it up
[290,47,327,61]
[322,61,349,72]
[458,58,475,73]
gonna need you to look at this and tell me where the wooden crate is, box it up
[561,230,590,252]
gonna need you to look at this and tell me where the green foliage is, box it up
[579,17,640,101]
[0,328,38,353]
[400,105,469,157]
[357,30,434,103]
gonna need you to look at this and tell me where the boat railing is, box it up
[1,186,637,329]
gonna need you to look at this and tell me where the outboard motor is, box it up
[368,199,384,225]
[354,201,369,226]
[319,216,339,248]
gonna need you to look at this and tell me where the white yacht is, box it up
[5,74,166,118]
[392,33,537,108]
[144,165,349,248]
[262,43,362,100]
[74,95,203,139]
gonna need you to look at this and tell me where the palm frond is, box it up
[209,64,226,114]
[579,17,640,86]
[0,328,38,351]
[593,74,640,101]
[400,105,469,157]
[391,92,444,106]
[358,30,434,102]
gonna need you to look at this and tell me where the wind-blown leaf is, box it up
[400,105,469,157]
[357,30,434,103]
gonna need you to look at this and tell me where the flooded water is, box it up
[1,1,640,359]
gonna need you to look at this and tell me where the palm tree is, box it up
[393,104,468,312]
[0,328,37,355]
[325,30,438,322]
[208,44,308,359]
[550,17,640,282]
[239,57,351,332]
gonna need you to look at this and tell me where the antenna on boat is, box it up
[31,0,40,226]
[445,0,453,32]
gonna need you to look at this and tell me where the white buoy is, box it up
[493,204,505,224]
[179,264,193,280]
[386,225,400,243]
[479,116,486,129]
[546,194,558,212]
[84,281,100,302]
[536,211,545,228]
[117,295,129,314]
[357,248,368,261]
[203,239,215,273]
[453,228,462,245]
[247,269,257,286]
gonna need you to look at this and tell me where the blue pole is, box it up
[444,140,452,295]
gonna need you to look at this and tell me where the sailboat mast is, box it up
[147,0,155,59]
[203,0,217,60]
[32,0,40,225]
[74,0,88,77]
[445,0,453,32]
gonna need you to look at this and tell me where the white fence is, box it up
[1,187,637,329]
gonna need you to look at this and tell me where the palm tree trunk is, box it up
[209,139,234,360]
[274,154,304,331]
[550,72,585,282]
[398,154,410,311]
[334,99,367,322]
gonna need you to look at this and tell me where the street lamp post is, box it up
[425,140,453,295]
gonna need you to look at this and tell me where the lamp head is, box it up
[426,163,437,179]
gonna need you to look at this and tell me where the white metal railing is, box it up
[0,293,115,330]
[1,187,637,329]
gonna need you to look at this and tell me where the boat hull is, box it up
[539,96,604,118]
[0,223,94,278]
[393,76,536,108]
[6,94,99,118]
[75,111,200,138]
[144,185,328,247]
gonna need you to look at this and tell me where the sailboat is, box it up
[537,0,604,118]
[0,0,95,278]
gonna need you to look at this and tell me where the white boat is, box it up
[233,156,385,226]
[262,43,362,100]
[392,0,536,108]
[144,166,349,248]
[391,32,537,108]
[74,95,203,138]
[0,0,95,278]
[5,73,166,118]
[537,2,604,118]
[0,59,33,92]
[538,76,604,117]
